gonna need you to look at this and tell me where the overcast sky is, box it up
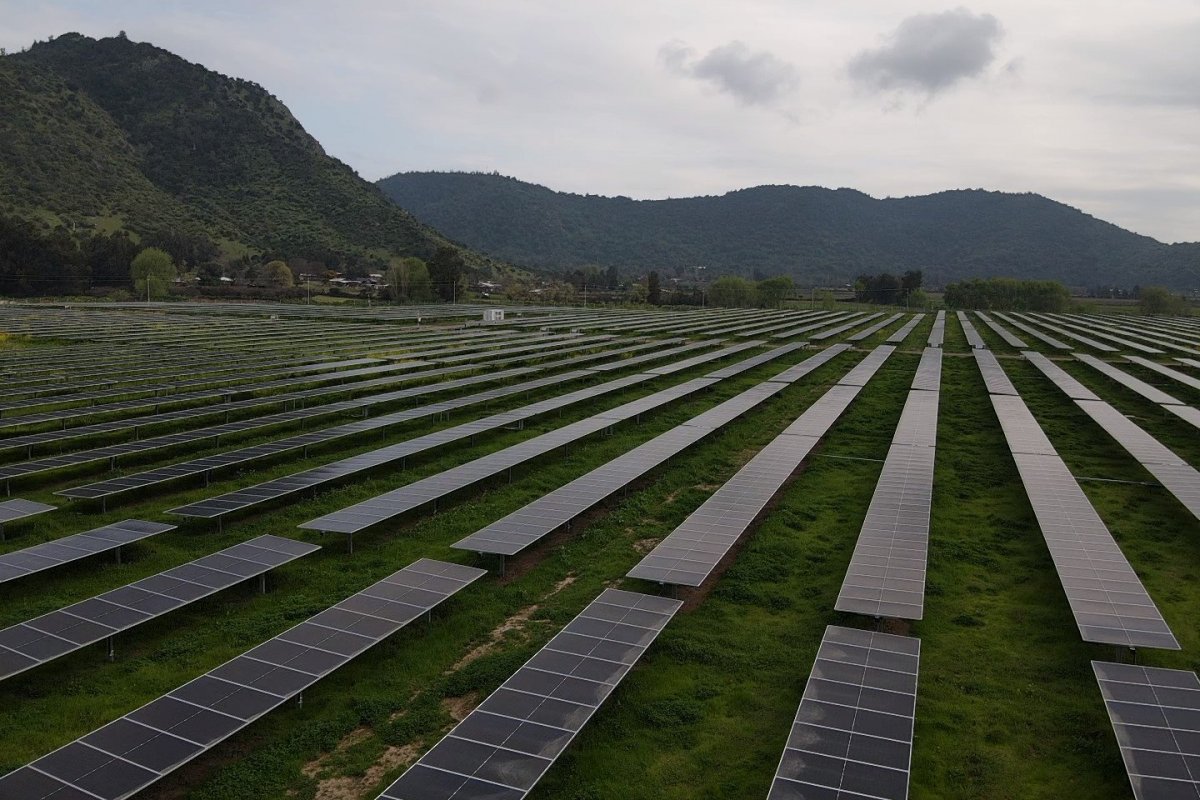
[3,0,1198,243]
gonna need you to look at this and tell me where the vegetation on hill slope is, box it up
[378,171,1200,289]
[0,33,496,281]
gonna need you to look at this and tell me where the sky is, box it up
[3,0,1198,243]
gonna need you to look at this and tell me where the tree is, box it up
[627,283,648,305]
[604,264,620,290]
[387,257,432,302]
[1139,286,1188,315]
[130,247,175,300]
[708,275,756,307]
[428,246,465,301]
[756,275,793,308]
[263,260,294,288]
[901,270,923,296]
[647,271,662,304]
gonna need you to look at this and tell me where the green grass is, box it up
[0,312,1197,800]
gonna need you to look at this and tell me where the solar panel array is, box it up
[1022,351,1101,401]
[0,520,174,585]
[974,312,1028,348]
[982,357,1179,649]
[885,314,926,344]
[767,626,920,800]
[628,346,894,586]
[1025,354,1200,521]
[957,311,986,349]
[847,313,905,342]
[1075,353,1183,406]
[972,349,1019,396]
[1016,314,1117,353]
[454,345,842,556]
[0,535,319,681]
[910,348,943,393]
[994,312,1070,350]
[836,348,940,619]
[1092,661,1200,800]
[378,589,682,800]
[812,312,883,341]
[300,344,787,538]
[1125,355,1200,392]
[170,371,652,520]
[0,559,484,800]
[56,368,586,502]
[0,498,55,539]
[927,311,946,348]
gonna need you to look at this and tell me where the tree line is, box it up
[943,277,1070,311]
[853,271,924,305]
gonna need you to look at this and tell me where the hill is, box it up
[378,172,1200,289]
[0,33,490,274]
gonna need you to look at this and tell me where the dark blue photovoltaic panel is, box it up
[0,559,483,800]
[378,589,681,800]
[768,626,920,800]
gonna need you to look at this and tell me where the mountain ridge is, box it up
[0,33,494,273]
[378,171,1199,289]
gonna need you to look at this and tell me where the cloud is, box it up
[848,8,1003,95]
[660,39,797,106]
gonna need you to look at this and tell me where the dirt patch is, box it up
[880,618,912,636]
[311,743,421,800]
[301,727,372,779]
[452,575,577,671]
[663,488,684,505]
[441,691,480,721]
[633,537,660,554]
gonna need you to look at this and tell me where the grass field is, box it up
[0,304,1197,800]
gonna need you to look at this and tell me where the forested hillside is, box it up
[379,172,1200,289]
[0,33,493,281]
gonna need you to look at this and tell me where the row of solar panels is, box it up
[970,330,1200,799]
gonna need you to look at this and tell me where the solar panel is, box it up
[1012,450,1178,648]
[839,346,897,387]
[0,498,55,539]
[771,312,860,340]
[973,349,1019,396]
[957,311,987,349]
[910,348,942,392]
[705,341,806,378]
[890,389,939,449]
[974,312,1027,348]
[766,344,851,383]
[0,520,174,585]
[811,313,884,341]
[453,346,843,556]
[1015,314,1118,352]
[1125,355,1200,392]
[169,372,652,520]
[1165,404,1200,431]
[1178,357,1200,369]
[0,558,484,800]
[378,589,681,800]
[994,313,1070,350]
[0,535,319,682]
[885,314,926,344]
[1036,315,1162,354]
[299,343,803,539]
[835,443,934,619]
[1023,351,1101,400]
[642,340,764,375]
[1092,660,1200,800]
[768,626,920,800]
[628,347,895,586]
[1075,354,1183,406]
[1028,355,1200,520]
[927,311,946,348]
[56,368,586,503]
[990,395,1058,455]
[847,313,905,342]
